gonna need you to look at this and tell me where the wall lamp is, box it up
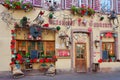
[94,40,100,48]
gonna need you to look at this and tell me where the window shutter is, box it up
[117,0,120,14]
[23,0,33,3]
[92,0,100,12]
[72,0,79,7]
[33,0,43,7]
[0,0,4,3]
[65,0,72,9]
[60,0,65,9]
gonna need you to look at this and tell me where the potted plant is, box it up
[71,6,77,15]
[109,54,115,62]
[87,8,95,16]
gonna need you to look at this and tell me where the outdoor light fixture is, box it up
[94,40,100,48]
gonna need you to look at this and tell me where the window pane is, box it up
[102,42,115,61]
[100,0,112,13]
[79,0,88,7]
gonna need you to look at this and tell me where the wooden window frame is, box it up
[102,42,116,61]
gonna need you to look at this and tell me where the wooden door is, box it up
[75,43,87,72]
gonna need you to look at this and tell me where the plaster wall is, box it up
[0,4,120,71]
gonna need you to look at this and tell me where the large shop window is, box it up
[102,42,116,62]
[16,40,55,59]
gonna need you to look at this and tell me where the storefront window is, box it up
[102,42,115,62]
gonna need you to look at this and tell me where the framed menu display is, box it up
[56,49,70,58]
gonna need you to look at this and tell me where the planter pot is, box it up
[111,57,115,62]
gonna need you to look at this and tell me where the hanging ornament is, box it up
[56,26,61,31]
[105,32,112,38]
[100,33,104,37]
[82,19,87,26]
[49,13,54,19]
[88,27,92,32]
[113,33,118,38]
[12,54,16,58]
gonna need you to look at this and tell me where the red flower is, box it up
[10,62,15,65]
[39,11,45,16]
[45,59,49,62]
[17,54,22,60]
[15,5,21,9]
[11,30,15,34]
[3,4,10,9]
[39,59,44,63]
[10,45,15,49]
[11,51,14,54]
[33,59,37,63]
[30,59,33,63]
[43,23,49,27]
[98,59,102,63]
[105,32,112,38]
[11,40,16,44]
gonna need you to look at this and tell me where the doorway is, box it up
[75,43,87,72]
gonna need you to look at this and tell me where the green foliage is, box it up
[49,13,53,19]
[87,8,95,16]
[56,26,61,31]
[71,5,95,16]
[3,0,33,11]
[20,16,28,27]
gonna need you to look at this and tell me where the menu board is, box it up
[56,49,70,58]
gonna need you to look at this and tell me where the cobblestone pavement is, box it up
[0,71,120,80]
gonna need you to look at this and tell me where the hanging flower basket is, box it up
[71,5,95,17]
[3,0,33,12]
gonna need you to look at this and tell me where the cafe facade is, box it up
[0,0,120,73]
